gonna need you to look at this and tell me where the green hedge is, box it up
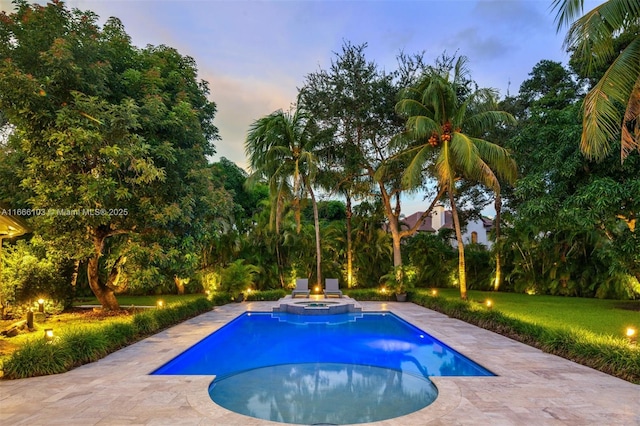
[1,298,215,379]
[409,291,640,384]
[343,289,395,301]
[245,289,286,301]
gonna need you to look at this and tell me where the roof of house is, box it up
[400,210,494,233]
[401,210,453,232]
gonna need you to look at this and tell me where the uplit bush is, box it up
[1,238,74,311]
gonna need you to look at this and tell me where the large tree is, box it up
[553,0,640,161]
[299,42,433,276]
[0,1,228,309]
[395,57,517,300]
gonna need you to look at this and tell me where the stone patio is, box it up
[0,301,638,425]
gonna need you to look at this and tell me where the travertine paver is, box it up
[1,300,638,425]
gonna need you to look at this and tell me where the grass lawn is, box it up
[432,288,639,339]
[72,294,206,307]
[1,294,207,360]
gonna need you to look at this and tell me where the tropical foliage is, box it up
[0,0,638,331]
[553,0,640,161]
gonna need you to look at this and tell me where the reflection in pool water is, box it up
[210,363,438,425]
[153,312,493,424]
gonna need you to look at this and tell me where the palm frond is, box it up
[450,132,478,176]
[552,0,586,32]
[401,144,433,188]
[464,110,516,136]
[581,36,640,160]
[622,76,640,159]
[406,115,439,140]
[435,142,454,191]
[472,137,517,183]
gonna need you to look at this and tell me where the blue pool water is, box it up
[153,311,494,378]
[152,312,494,424]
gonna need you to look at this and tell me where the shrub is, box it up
[2,339,72,379]
[132,311,159,335]
[102,322,137,349]
[343,289,394,301]
[245,289,286,301]
[61,327,109,365]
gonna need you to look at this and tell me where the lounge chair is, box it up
[291,278,310,298]
[324,278,342,298]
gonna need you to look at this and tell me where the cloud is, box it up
[202,71,298,170]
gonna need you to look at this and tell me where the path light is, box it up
[44,328,54,341]
[380,287,387,294]
[626,327,637,345]
[314,285,320,293]
[37,298,45,313]
[156,300,164,309]
[431,289,438,297]
[486,299,493,310]
[246,288,252,295]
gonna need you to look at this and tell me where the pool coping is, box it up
[1,301,638,425]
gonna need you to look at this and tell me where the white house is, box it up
[401,205,494,249]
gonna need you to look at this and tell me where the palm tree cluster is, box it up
[245,51,516,299]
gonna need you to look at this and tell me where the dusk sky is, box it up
[1,0,599,212]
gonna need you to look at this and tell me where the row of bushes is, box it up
[1,298,215,379]
[408,291,640,384]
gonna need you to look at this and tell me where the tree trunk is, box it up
[308,184,322,289]
[449,192,467,300]
[70,259,80,300]
[493,193,503,291]
[174,276,185,295]
[87,233,120,311]
[346,195,353,288]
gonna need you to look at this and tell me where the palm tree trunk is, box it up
[493,193,503,291]
[308,184,322,289]
[346,194,353,288]
[449,191,467,300]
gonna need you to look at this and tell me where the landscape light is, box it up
[486,300,493,310]
[314,286,320,293]
[431,289,437,296]
[156,300,164,309]
[44,328,54,341]
[380,287,387,294]
[37,299,45,313]
[626,327,637,345]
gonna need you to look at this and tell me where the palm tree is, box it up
[553,0,640,161]
[395,57,517,300]
[245,107,325,288]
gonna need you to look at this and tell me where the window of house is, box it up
[471,231,478,244]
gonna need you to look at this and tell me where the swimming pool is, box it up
[153,311,494,424]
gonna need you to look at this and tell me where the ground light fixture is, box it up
[380,287,387,294]
[486,299,493,310]
[37,298,45,313]
[431,289,438,296]
[626,327,637,345]
[314,285,320,293]
[44,328,54,341]
[156,300,164,309]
